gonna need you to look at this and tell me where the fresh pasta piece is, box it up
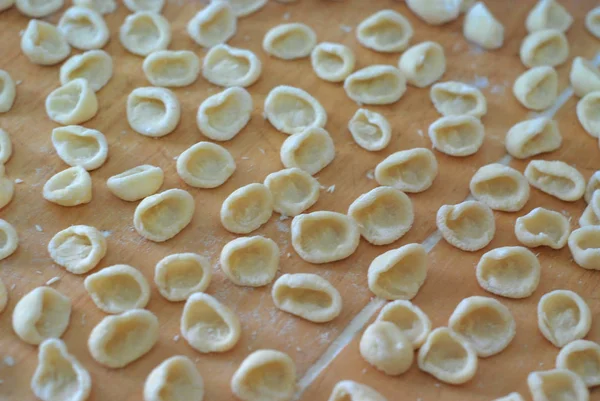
[493,393,525,401]
[428,115,484,157]
[360,321,413,376]
[430,81,487,117]
[356,9,413,53]
[123,0,163,13]
[107,165,163,201]
[31,339,91,401]
[16,0,62,17]
[577,92,600,139]
[525,160,585,201]
[0,219,18,261]
[176,142,235,188]
[264,85,326,134]
[368,243,426,300]
[202,44,262,87]
[469,164,530,212]
[291,211,360,264]
[272,273,342,323]
[328,381,387,401]
[348,186,414,245]
[43,166,92,207]
[348,109,391,151]
[58,6,109,50]
[74,0,117,14]
[569,226,600,270]
[155,253,212,302]
[463,2,504,50]
[88,309,159,368]
[586,7,600,39]
[59,50,113,92]
[221,0,267,17]
[119,12,171,57]
[311,42,355,83]
[505,117,561,159]
[221,236,279,287]
[134,189,195,242]
[0,129,11,164]
[526,0,573,33]
[513,66,558,110]
[220,183,272,234]
[476,246,541,298]
[0,169,13,210]
[406,0,460,25]
[45,79,98,125]
[570,57,600,98]
[48,225,107,274]
[51,125,108,171]
[127,87,180,137]
[448,296,516,357]
[538,290,591,347]
[0,277,6,314]
[375,148,437,193]
[515,207,570,249]
[398,41,445,88]
[0,0,13,12]
[181,292,240,353]
[589,190,600,222]
[520,29,569,68]
[21,20,70,66]
[579,203,600,227]
[280,127,335,175]
[376,300,431,349]
[417,327,478,385]
[437,200,495,251]
[84,264,150,314]
[144,356,204,401]
[12,287,71,345]
[187,2,236,48]
[528,369,589,401]
[344,65,407,105]
[264,168,319,216]
[196,87,252,141]
[586,172,600,203]
[556,340,600,387]
[0,70,16,113]
[263,23,316,60]
[231,350,295,401]
[143,50,200,88]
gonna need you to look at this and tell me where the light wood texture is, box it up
[0,0,598,400]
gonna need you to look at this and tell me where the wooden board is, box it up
[0,0,599,400]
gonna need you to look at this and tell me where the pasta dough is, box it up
[144,356,204,401]
[311,42,355,83]
[291,211,360,264]
[187,2,236,48]
[0,128,11,164]
[31,339,91,401]
[263,23,316,60]
[0,167,13,210]
[84,264,150,313]
[12,287,71,345]
[231,350,295,401]
[16,0,62,17]
[328,381,387,401]
[528,369,589,401]
[0,277,7,314]
[376,300,431,349]
[526,0,573,33]
[220,183,272,234]
[280,127,335,175]
[220,0,267,17]
[344,65,407,105]
[538,290,591,347]
[119,12,171,57]
[264,168,320,217]
[265,85,327,134]
[123,0,163,13]
[520,29,569,68]
[221,236,279,287]
[463,2,504,50]
[469,163,530,212]
[202,44,262,87]
[21,20,70,66]
[577,92,600,139]
[0,219,18,261]
[134,189,195,242]
[505,117,561,159]
[570,57,600,98]
[176,142,236,188]
[196,87,252,141]
[579,203,600,227]
[0,0,13,12]
[43,166,92,207]
[476,246,541,299]
[525,160,585,201]
[513,66,558,110]
[556,340,600,387]
[360,321,413,376]
[0,70,16,113]
[406,0,461,25]
[586,7,600,39]
[356,9,413,53]
[88,309,159,368]
[368,243,427,300]
[429,115,484,157]
[398,41,445,88]
[586,172,600,203]
[48,225,107,274]
[430,81,487,117]
[59,50,113,92]
[45,79,98,125]
[107,165,164,201]
[348,108,391,151]
[51,125,108,171]
[143,50,200,88]
[437,200,495,251]
[272,273,342,323]
[181,292,241,353]
[127,87,180,137]
[74,0,117,14]
[58,7,110,50]
[515,207,570,249]
[569,226,600,270]
[154,253,212,302]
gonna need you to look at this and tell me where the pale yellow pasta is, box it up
[0,0,13,12]
[202,44,262,87]
[220,0,267,17]
[264,168,320,217]
[360,321,413,376]
[328,380,388,401]
[528,369,589,401]
[376,300,431,349]
[154,253,212,302]
[398,41,445,88]
[16,0,62,17]
[569,226,600,270]
[344,65,407,105]
[123,0,163,13]
[520,29,569,68]
[586,7,600,39]
[556,340,600,387]
[505,117,561,159]
[428,115,484,157]
[119,12,171,57]
[59,50,113,92]
[579,203,600,227]
[107,165,164,202]
[348,108,391,151]
[469,163,530,212]
[493,393,525,401]
[263,23,316,60]
[221,183,272,234]
[231,350,295,401]
[134,189,195,242]
[48,225,107,274]
[43,166,92,207]
[264,85,327,134]
[311,42,355,83]
[538,290,591,347]
[570,57,600,98]
[0,219,18,261]
[586,172,600,202]
[525,160,585,201]
[84,264,150,314]
[221,236,279,287]
[430,81,487,117]
[515,207,570,249]
[177,142,235,189]
[437,200,495,251]
[51,125,108,171]
[21,20,70,66]
[375,148,437,193]
[513,66,558,110]
[58,7,109,50]
[0,129,12,164]
[526,0,573,33]
[463,2,504,50]
[356,9,413,53]
[187,2,236,48]
[406,0,460,25]
[143,50,200,88]
[196,87,252,141]
[144,356,204,401]
[280,127,335,175]
[368,243,426,300]
[0,277,7,314]
[74,0,117,14]
[0,70,16,113]
[127,87,180,137]
[46,79,98,125]
[577,92,600,139]
[0,170,13,210]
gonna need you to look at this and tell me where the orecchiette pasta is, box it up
[263,23,316,60]
[525,160,585,202]
[348,108,391,151]
[142,50,200,88]
[43,166,92,207]
[0,278,7,314]
[526,0,573,33]
[430,81,487,117]
[0,0,13,12]
[493,393,525,401]
[528,369,589,401]
[463,2,504,50]
[107,165,164,201]
[586,7,600,39]
[264,85,326,135]
[127,87,180,137]
[58,7,109,50]
[0,70,16,113]
[21,20,70,66]
[586,172,600,203]
[344,65,407,105]
[134,189,195,242]
[74,0,117,14]
[59,50,113,92]
[556,340,600,387]
[437,200,495,251]
[577,92,600,139]
[0,168,13,210]
[428,115,484,157]
[16,0,63,17]
[538,290,591,347]
[144,356,204,401]
[51,125,108,171]
[513,66,558,110]
[196,87,252,141]
[48,225,107,274]
[579,203,600,227]
[84,264,150,314]
[469,163,530,212]
[221,0,267,17]
[311,42,355,83]
[0,129,12,164]
[280,127,335,175]
[221,183,272,234]
[406,0,460,25]
[398,41,445,88]
[520,29,569,68]
[376,300,431,349]
[570,57,600,98]
[176,142,235,188]
[375,148,437,193]
[0,219,18,261]
[569,226,600,270]
[123,0,163,13]
[155,253,212,302]
[119,12,171,57]
[360,321,413,376]
[46,79,98,125]
[231,350,295,401]
[515,207,570,249]
[328,381,388,401]
[356,9,413,53]
[221,236,279,287]
[202,44,262,87]
[505,117,561,159]
[187,2,236,48]
[264,168,320,217]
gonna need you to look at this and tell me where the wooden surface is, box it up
[0,0,599,400]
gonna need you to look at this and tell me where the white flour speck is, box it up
[490,84,505,94]
[434,383,441,388]
[46,277,60,285]
[287,252,291,258]
[173,334,180,342]
[275,220,289,233]
[241,156,250,160]
[10,284,15,291]
[101,230,112,238]
[14,179,23,184]
[258,148,266,155]
[3,357,15,367]
[470,75,489,89]
[35,225,43,232]
[296,347,301,352]
[173,156,178,160]
[35,270,42,275]
[417,129,424,137]
[15,80,22,85]
[283,12,290,20]
[366,169,374,180]
[279,214,289,221]
[340,24,352,33]
[326,185,336,193]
